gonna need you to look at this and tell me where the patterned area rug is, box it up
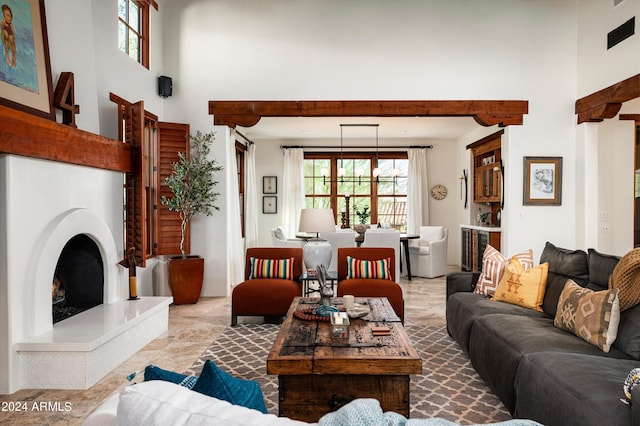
[187,324,511,424]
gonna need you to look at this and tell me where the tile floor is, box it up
[0,268,455,425]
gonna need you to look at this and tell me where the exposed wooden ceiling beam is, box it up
[209,100,529,128]
[575,74,640,124]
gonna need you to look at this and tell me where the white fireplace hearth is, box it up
[16,297,171,390]
[0,155,171,393]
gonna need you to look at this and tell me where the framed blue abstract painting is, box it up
[0,0,53,119]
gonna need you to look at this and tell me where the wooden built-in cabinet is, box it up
[466,130,504,227]
[471,135,502,204]
[461,225,501,272]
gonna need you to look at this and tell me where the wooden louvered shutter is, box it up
[124,101,147,267]
[155,122,190,255]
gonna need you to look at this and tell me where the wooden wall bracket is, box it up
[208,100,528,129]
[575,74,640,124]
[54,72,80,127]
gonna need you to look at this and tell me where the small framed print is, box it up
[263,176,277,194]
[263,196,277,214]
[523,156,563,206]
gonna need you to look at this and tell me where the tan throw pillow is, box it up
[555,279,620,352]
[475,245,534,297]
[491,258,548,312]
[609,248,640,311]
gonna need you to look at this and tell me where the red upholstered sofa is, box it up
[231,247,304,325]
[336,247,404,322]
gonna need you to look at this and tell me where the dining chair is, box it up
[318,230,357,272]
[271,226,305,248]
[361,229,401,283]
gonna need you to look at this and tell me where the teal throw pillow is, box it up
[144,365,197,389]
[192,359,267,413]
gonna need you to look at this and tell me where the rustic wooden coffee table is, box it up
[266,296,422,422]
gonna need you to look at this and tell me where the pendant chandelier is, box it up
[321,124,400,185]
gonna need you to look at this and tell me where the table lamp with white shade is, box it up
[298,208,336,272]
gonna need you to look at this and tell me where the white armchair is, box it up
[318,230,357,272]
[362,229,401,283]
[270,226,305,248]
[408,226,448,278]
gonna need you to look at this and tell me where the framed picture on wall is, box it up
[0,0,55,120]
[263,196,277,214]
[263,176,277,194]
[523,156,563,205]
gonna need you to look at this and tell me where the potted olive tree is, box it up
[161,131,223,304]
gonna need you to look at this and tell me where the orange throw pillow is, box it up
[492,259,548,312]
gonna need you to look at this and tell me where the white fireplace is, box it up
[0,155,171,393]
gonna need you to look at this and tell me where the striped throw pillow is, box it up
[249,257,294,280]
[474,245,534,297]
[346,256,392,280]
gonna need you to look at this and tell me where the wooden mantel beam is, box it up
[575,74,640,124]
[209,100,529,128]
[0,105,132,172]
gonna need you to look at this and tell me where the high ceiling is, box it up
[237,116,480,142]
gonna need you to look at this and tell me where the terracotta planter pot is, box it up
[168,255,204,304]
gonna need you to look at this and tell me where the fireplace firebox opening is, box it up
[52,234,104,323]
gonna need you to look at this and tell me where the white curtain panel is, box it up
[407,148,429,235]
[282,148,305,239]
[226,130,245,286]
[244,143,259,249]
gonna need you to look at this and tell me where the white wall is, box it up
[253,139,287,246]
[15,0,638,303]
[190,126,233,296]
[596,117,635,255]
[160,0,587,266]
[425,139,458,263]
[577,0,640,97]
[575,0,640,255]
[249,136,460,263]
[46,0,167,136]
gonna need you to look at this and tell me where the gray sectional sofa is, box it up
[446,242,640,426]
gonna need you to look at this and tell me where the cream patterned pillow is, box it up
[555,279,620,352]
[474,245,534,296]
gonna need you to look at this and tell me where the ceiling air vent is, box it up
[608,17,635,49]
